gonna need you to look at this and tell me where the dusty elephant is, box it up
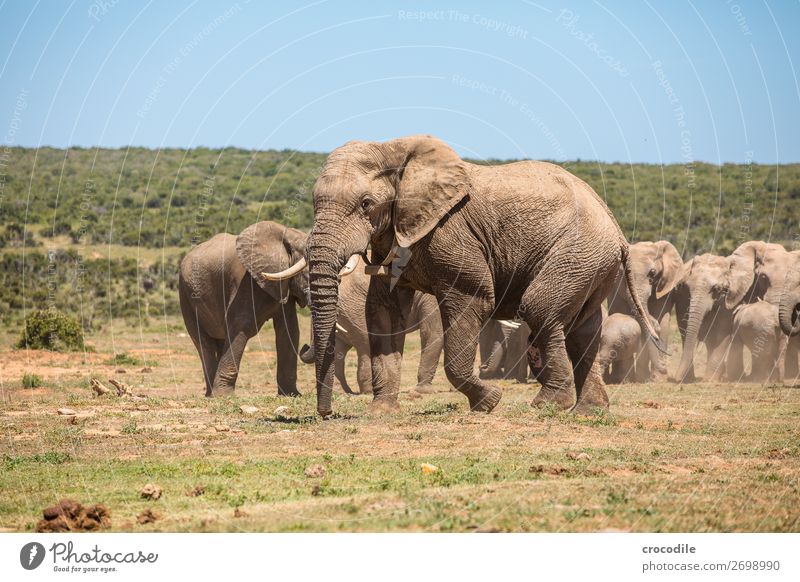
[478,320,531,383]
[328,255,444,394]
[730,300,787,383]
[777,250,800,382]
[305,134,660,417]
[178,221,358,397]
[598,312,661,384]
[607,240,683,381]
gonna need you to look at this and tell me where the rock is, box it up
[115,368,127,374]
[187,485,205,497]
[140,367,153,373]
[273,405,290,415]
[140,483,162,500]
[136,405,150,411]
[641,401,660,409]
[136,509,159,524]
[240,405,259,415]
[233,508,248,518]
[90,378,111,396]
[566,451,592,461]
[304,464,326,478]
[214,424,230,432]
[108,378,131,397]
[420,463,438,474]
[37,499,110,532]
[57,408,77,416]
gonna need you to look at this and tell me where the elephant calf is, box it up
[478,319,531,383]
[729,300,787,383]
[598,313,661,384]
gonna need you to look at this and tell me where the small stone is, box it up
[566,451,592,461]
[420,463,438,474]
[140,483,162,500]
[140,367,153,373]
[136,509,159,524]
[273,405,290,415]
[304,464,326,478]
[214,424,230,432]
[115,368,127,374]
[57,408,77,416]
[233,508,248,518]
[240,405,259,415]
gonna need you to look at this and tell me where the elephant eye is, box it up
[360,198,372,211]
[648,268,657,278]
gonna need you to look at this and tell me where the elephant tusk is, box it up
[338,254,360,277]
[336,323,349,335]
[498,319,522,330]
[261,257,307,281]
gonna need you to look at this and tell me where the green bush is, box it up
[17,308,85,351]
[22,373,43,388]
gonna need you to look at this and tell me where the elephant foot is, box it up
[414,383,437,395]
[571,385,610,415]
[368,398,401,415]
[531,386,573,411]
[210,386,235,398]
[466,385,502,413]
[277,387,301,397]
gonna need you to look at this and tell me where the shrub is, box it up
[17,309,85,351]
[22,373,43,388]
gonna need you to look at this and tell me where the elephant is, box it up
[729,300,787,383]
[178,221,359,397]
[329,255,444,394]
[598,312,661,384]
[478,320,531,382]
[778,250,800,382]
[304,134,660,417]
[675,241,793,383]
[607,240,683,381]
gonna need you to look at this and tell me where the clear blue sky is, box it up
[1,0,798,163]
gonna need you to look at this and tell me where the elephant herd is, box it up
[178,134,800,418]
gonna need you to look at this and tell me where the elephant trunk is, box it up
[307,232,347,417]
[779,290,800,337]
[299,342,315,364]
[675,295,710,382]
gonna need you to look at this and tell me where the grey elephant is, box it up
[478,320,531,383]
[304,134,659,417]
[331,255,444,394]
[598,312,662,384]
[729,300,787,383]
[178,221,358,397]
[607,240,683,381]
[777,250,800,382]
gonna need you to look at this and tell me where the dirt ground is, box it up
[1,316,798,532]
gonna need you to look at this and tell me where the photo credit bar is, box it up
[1,533,798,581]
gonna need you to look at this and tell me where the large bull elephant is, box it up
[329,255,444,394]
[607,240,683,381]
[304,134,659,417]
[178,221,358,397]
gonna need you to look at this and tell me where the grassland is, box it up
[1,318,798,532]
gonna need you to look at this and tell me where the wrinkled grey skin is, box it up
[479,320,531,383]
[777,250,800,381]
[179,222,308,397]
[598,312,661,384]
[306,134,659,417]
[328,256,444,394]
[607,241,682,381]
[729,300,787,383]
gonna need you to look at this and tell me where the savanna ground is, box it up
[1,316,798,532]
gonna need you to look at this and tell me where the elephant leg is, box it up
[785,337,800,383]
[212,331,249,396]
[705,335,731,382]
[356,351,373,394]
[479,321,506,379]
[727,336,745,382]
[618,356,636,383]
[651,311,671,381]
[181,300,220,397]
[439,297,502,412]
[274,305,301,397]
[334,337,356,395]
[566,309,609,413]
[504,324,531,383]
[415,311,443,392]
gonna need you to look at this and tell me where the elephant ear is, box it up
[236,221,306,297]
[384,135,472,248]
[654,241,683,299]
[725,241,763,309]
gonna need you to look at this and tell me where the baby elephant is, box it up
[598,313,661,384]
[729,300,787,383]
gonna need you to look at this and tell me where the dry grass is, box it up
[0,317,798,532]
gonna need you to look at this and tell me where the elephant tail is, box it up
[621,243,668,354]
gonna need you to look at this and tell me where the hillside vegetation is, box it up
[1,146,798,328]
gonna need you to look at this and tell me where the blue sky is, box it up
[1,0,798,163]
